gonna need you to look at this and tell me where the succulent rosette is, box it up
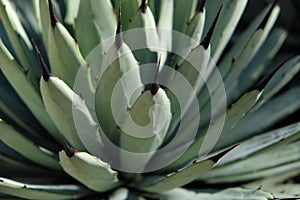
[0,0,300,199]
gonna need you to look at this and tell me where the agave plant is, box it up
[0,0,300,199]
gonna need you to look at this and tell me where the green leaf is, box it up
[204,140,300,183]
[0,120,60,170]
[157,0,173,64]
[114,0,140,31]
[0,0,39,83]
[160,187,274,200]
[136,147,234,192]
[59,150,121,192]
[119,89,171,172]
[218,3,279,78]
[224,4,280,102]
[170,7,206,68]
[75,0,116,57]
[73,42,107,122]
[227,87,300,146]
[39,0,50,47]
[40,75,84,150]
[95,39,144,145]
[259,55,300,102]
[137,159,214,193]
[162,88,259,171]
[258,184,300,198]
[108,188,129,200]
[173,0,197,33]
[47,22,85,87]
[45,0,85,87]
[210,90,262,151]
[0,152,52,177]
[0,40,60,140]
[216,122,300,166]
[209,0,248,62]
[176,45,210,91]
[40,75,102,151]
[0,87,41,137]
[237,28,288,95]
[12,0,41,37]
[0,177,89,200]
[124,2,159,64]
[64,0,80,26]
[162,44,210,148]
[204,160,300,184]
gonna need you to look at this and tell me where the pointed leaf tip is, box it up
[250,56,293,92]
[150,58,161,95]
[62,136,75,157]
[258,0,279,29]
[196,0,206,12]
[150,84,159,95]
[200,5,222,49]
[48,0,58,27]
[140,0,148,13]
[211,144,238,163]
[32,39,51,81]
[115,7,123,49]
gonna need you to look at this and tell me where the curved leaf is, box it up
[59,150,121,192]
[0,177,89,200]
[0,120,60,170]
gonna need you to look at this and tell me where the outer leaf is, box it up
[42,0,85,87]
[259,184,300,198]
[13,0,40,37]
[226,87,300,147]
[210,90,262,151]
[209,0,248,62]
[160,187,274,200]
[47,21,85,87]
[237,28,288,94]
[136,147,234,192]
[216,122,300,166]
[137,158,214,193]
[0,152,53,177]
[59,150,121,192]
[0,83,42,138]
[218,3,278,77]
[0,0,39,83]
[203,140,300,182]
[0,40,59,140]
[40,75,84,149]
[0,177,89,200]
[40,75,102,151]
[259,55,300,102]
[162,88,259,171]
[204,160,300,184]
[0,121,60,170]
[224,5,280,102]
[245,169,300,188]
